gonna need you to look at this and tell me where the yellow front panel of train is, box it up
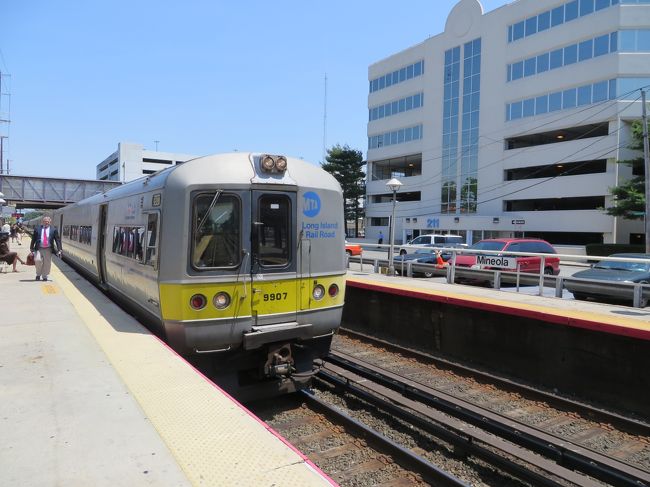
[159,275,346,322]
[159,282,252,321]
[251,279,298,316]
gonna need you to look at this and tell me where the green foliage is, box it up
[321,145,365,236]
[606,120,647,220]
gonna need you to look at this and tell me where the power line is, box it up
[367,83,650,193]
[370,98,640,218]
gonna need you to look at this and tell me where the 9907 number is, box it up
[263,292,288,302]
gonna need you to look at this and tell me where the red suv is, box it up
[454,238,560,276]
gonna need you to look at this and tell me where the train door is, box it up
[140,212,160,311]
[97,204,108,286]
[250,190,298,326]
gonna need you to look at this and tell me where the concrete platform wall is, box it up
[342,286,650,418]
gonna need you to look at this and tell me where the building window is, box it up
[459,38,481,214]
[369,60,424,93]
[370,217,389,226]
[508,0,618,43]
[441,45,461,214]
[504,159,607,180]
[370,191,421,203]
[369,93,424,121]
[506,79,618,121]
[370,154,422,181]
[506,32,617,82]
[368,125,423,150]
[505,123,609,149]
[504,196,605,211]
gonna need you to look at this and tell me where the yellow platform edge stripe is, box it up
[346,275,650,335]
[51,264,336,486]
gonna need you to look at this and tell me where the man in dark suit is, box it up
[30,216,62,282]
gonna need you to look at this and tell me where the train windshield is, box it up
[191,193,241,268]
[256,194,291,267]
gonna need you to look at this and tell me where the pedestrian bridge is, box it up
[0,175,121,209]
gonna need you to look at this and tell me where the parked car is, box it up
[453,238,560,282]
[399,234,466,255]
[393,248,450,277]
[565,253,650,307]
[345,241,363,256]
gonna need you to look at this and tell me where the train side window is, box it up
[112,225,145,261]
[257,194,290,267]
[145,214,158,266]
[191,193,241,269]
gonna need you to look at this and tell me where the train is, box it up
[50,152,346,400]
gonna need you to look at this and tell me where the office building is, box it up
[97,142,197,182]
[366,0,650,245]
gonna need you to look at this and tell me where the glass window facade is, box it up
[508,0,618,42]
[506,79,617,121]
[369,93,424,121]
[368,124,423,149]
[370,154,422,181]
[441,45,461,214]
[369,60,424,93]
[460,38,480,214]
[507,32,617,82]
[619,29,650,51]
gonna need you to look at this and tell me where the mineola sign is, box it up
[475,255,516,268]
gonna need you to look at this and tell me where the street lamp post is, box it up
[386,178,403,276]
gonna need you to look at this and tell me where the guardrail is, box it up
[345,244,650,308]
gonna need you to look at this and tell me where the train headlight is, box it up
[213,292,231,309]
[312,284,325,300]
[328,284,339,297]
[261,155,275,172]
[275,156,287,172]
[190,294,207,310]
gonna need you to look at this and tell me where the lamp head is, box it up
[386,178,403,193]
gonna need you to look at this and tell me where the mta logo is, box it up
[303,192,321,218]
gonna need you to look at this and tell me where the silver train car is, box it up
[53,153,346,398]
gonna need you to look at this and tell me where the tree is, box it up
[321,145,366,237]
[606,120,646,220]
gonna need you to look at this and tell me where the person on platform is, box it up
[10,223,20,245]
[378,231,384,246]
[0,234,25,272]
[30,216,62,282]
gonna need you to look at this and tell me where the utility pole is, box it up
[642,90,650,253]
[323,73,327,163]
[154,140,159,151]
[0,136,5,175]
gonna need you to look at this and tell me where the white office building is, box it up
[96,142,197,182]
[366,0,650,246]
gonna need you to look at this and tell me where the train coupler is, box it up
[263,343,294,378]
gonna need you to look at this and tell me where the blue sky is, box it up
[1,0,508,179]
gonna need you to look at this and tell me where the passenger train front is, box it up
[53,153,345,399]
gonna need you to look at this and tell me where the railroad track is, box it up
[323,330,650,486]
[249,394,464,486]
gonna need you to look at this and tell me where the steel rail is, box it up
[298,389,468,487]
[338,328,650,436]
[315,368,587,487]
[324,351,650,487]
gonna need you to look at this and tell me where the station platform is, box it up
[345,268,650,341]
[0,240,335,487]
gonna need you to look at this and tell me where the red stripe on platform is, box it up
[152,335,339,486]
[346,279,650,341]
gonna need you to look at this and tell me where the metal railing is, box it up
[345,243,650,308]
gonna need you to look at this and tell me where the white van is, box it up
[398,234,466,255]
